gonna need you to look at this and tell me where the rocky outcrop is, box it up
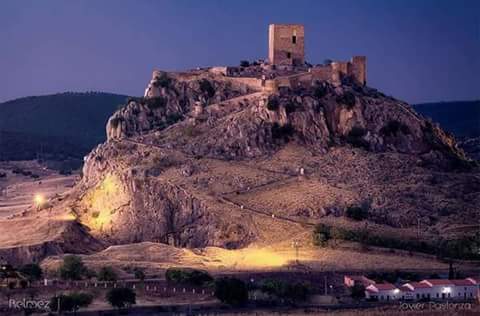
[74,70,476,250]
[106,71,247,140]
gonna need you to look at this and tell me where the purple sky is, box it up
[1,0,479,104]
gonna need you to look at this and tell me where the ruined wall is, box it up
[268,24,305,66]
[351,56,367,86]
[311,65,332,82]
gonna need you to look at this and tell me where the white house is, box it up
[365,283,399,301]
[400,282,432,301]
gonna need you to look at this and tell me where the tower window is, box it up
[287,52,291,59]
[292,35,297,44]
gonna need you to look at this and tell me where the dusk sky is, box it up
[1,0,479,104]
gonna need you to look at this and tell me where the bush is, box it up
[266,97,280,111]
[351,283,365,299]
[214,277,248,306]
[145,96,167,110]
[98,266,118,282]
[0,172,6,178]
[106,288,136,310]
[345,205,368,221]
[240,60,250,67]
[153,72,172,88]
[259,279,310,303]
[312,224,331,246]
[285,101,297,114]
[165,268,213,286]
[336,91,356,109]
[199,79,215,98]
[59,255,88,281]
[346,127,368,149]
[313,85,327,99]
[50,292,93,314]
[271,123,295,142]
[166,113,183,125]
[133,268,145,281]
[380,120,410,137]
[19,263,42,281]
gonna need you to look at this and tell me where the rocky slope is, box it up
[2,69,477,266]
[70,70,477,250]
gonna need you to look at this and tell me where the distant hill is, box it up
[413,100,480,139]
[0,92,130,164]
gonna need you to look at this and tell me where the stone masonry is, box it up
[268,24,305,66]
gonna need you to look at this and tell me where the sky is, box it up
[1,0,479,104]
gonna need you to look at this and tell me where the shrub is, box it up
[312,224,331,246]
[323,59,333,65]
[266,97,280,111]
[313,85,327,99]
[145,96,167,110]
[153,72,172,88]
[165,268,213,286]
[199,79,215,98]
[50,292,93,314]
[345,206,368,221]
[346,127,369,149]
[133,268,145,281]
[59,255,88,281]
[19,263,42,281]
[259,279,310,303]
[166,113,183,125]
[106,287,136,310]
[0,172,6,178]
[240,60,250,67]
[351,283,365,299]
[380,120,410,137]
[98,266,118,282]
[336,91,356,109]
[271,123,295,142]
[214,277,248,306]
[285,101,297,114]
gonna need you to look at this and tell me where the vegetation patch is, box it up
[345,205,369,221]
[336,91,356,109]
[271,123,295,142]
[214,277,248,306]
[199,79,215,98]
[266,96,280,111]
[380,120,410,137]
[153,72,172,88]
[345,126,369,149]
[165,268,213,286]
[145,96,167,110]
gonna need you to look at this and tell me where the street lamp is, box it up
[34,194,45,209]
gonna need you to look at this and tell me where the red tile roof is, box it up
[371,283,397,291]
[450,279,476,286]
[400,285,414,292]
[408,282,432,289]
[422,279,453,286]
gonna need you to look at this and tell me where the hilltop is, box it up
[1,66,478,269]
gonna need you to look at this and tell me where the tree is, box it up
[240,60,250,67]
[345,206,368,221]
[50,292,93,315]
[312,224,331,246]
[19,263,43,282]
[98,266,118,282]
[351,283,365,299]
[133,268,145,282]
[106,287,136,310]
[214,277,248,306]
[59,255,88,280]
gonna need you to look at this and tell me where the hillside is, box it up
[0,92,130,162]
[0,69,478,269]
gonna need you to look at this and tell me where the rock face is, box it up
[73,70,477,249]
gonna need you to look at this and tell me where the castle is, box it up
[146,24,367,97]
[267,23,366,86]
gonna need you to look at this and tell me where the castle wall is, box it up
[350,56,367,86]
[311,65,332,81]
[268,24,305,66]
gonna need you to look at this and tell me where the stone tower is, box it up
[268,24,305,66]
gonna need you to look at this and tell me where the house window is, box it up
[447,293,450,298]
[416,294,420,299]
[287,52,291,59]
[292,35,297,44]
[436,293,439,298]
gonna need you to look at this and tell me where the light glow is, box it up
[33,194,45,207]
